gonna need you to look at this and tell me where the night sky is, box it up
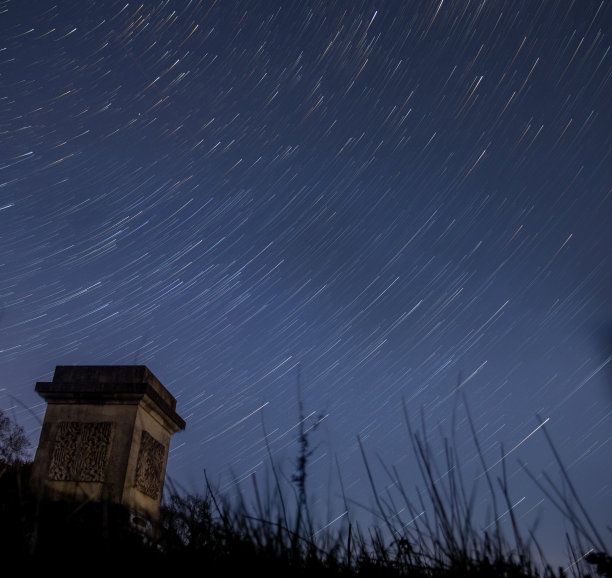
[1,0,610,566]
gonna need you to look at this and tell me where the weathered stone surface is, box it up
[31,365,185,533]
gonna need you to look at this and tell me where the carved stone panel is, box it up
[135,431,165,499]
[48,422,113,482]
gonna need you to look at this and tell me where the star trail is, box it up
[1,0,610,565]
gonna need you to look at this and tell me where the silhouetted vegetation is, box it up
[0,397,609,577]
[0,407,31,466]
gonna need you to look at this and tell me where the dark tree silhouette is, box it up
[0,408,31,467]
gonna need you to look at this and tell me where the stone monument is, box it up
[30,365,185,535]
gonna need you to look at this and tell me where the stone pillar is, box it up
[31,365,185,534]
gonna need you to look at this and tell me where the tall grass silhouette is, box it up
[158,388,610,577]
